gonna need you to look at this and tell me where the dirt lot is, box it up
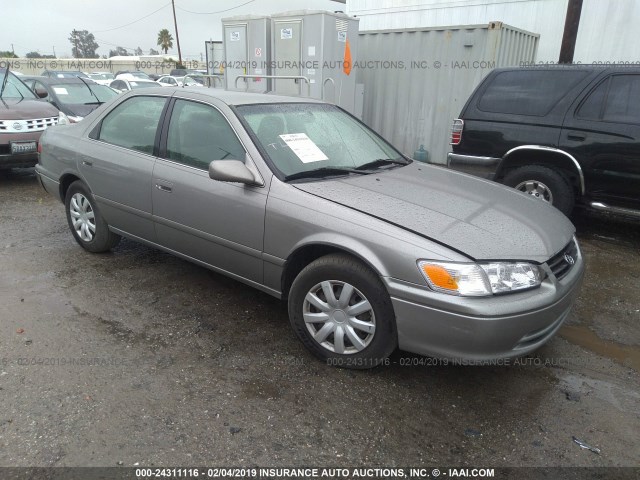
[0,168,639,469]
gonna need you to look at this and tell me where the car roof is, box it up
[23,76,97,85]
[491,65,640,73]
[150,87,325,106]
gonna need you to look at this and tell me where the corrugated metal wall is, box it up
[357,23,538,162]
[349,0,640,63]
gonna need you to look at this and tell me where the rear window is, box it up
[478,70,590,116]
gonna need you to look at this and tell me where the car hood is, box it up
[294,162,575,262]
[0,98,59,119]
[61,103,99,118]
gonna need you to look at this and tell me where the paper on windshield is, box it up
[279,133,328,163]
[53,87,68,95]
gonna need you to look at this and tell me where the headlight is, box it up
[418,260,542,297]
[57,111,70,125]
[57,112,82,125]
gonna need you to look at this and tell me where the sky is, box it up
[2,0,346,59]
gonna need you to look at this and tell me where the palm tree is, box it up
[157,29,174,54]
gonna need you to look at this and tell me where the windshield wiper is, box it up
[284,167,369,182]
[0,69,9,99]
[355,157,410,171]
[77,76,103,105]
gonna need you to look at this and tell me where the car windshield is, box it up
[50,83,118,103]
[131,72,150,79]
[0,70,38,99]
[236,103,404,179]
[129,81,162,89]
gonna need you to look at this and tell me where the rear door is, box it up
[151,97,267,283]
[80,95,168,240]
[561,73,640,206]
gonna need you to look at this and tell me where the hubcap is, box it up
[69,193,96,242]
[515,180,554,203]
[303,280,376,355]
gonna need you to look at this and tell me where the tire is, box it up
[503,165,575,216]
[288,253,397,369]
[64,180,121,252]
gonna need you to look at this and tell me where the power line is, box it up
[94,2,172,33]
[176,0,255,15]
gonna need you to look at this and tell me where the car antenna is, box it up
[77,76,103,104]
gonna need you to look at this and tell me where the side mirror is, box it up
[209,159,259,185]
[35,87,48,98]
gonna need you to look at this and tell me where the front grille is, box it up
[0,116,58,133]
[547,239,578,280]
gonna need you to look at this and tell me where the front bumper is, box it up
[384,249,585,361]
[0,132,43,169]
[447,152,501,179]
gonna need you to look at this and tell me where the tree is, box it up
[68,29,99,58]
[149,48,160,55]
[157,29,174,55]
[25,51,55,59]
[108,47,130,57]
[0,50,18,58]
[135,47,144,56]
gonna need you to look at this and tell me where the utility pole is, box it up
[53,46,56,58]
[11,44,14,55]
[171,0,183,67]
[559,0,583,63]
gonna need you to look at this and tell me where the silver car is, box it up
[35,87,584,368]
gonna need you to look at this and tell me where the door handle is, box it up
[82,160,93,166]
[567,134,586,141]
[155,184,172,192]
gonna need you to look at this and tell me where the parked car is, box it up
[109,78,163,93]
[170,68,201,77]
[35,88,584,368]
[22,76,118,123]
[448,66,640,217]
[41,70,89,79]
[157,75,183,87]
[87,72,115,86]
[0,69,59,170]
[114,71,152,81]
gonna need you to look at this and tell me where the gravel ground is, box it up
[0,168,638,469]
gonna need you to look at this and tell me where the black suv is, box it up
[448,66,640,217]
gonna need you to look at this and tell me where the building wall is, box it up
[348,0,640,63]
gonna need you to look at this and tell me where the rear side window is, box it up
[98,96,166,154]
[577,74,640,124]
[478,70,589,116]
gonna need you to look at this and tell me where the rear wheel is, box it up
[288,254,397,369]
[503,165,575,216]
[65,180,121,252]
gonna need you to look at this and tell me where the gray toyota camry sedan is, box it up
[35,87,584,368]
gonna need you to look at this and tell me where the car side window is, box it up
[603,75,640,124]
[98,96,166,154]
[165,99,245,170]
[577,75,640,124]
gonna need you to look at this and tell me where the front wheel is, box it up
[65,180,121,252]
[288,254,397,369]
[503,165,575,216]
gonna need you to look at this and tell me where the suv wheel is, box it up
[288,254,397,369]
[65,180,121,252]
[503,165,575,216]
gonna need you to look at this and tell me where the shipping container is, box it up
[357,22,539,163]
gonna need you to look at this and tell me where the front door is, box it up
[152,98,267,283]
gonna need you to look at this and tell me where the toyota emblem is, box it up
[564,253,575,265]
[12,122,22,131]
